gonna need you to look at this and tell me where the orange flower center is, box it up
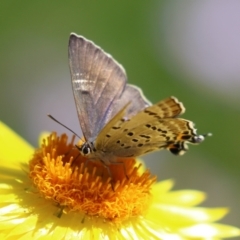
[29,133,156,223]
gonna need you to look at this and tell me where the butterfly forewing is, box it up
[69,33,127,141]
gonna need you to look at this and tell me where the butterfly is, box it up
[68,33,209,164]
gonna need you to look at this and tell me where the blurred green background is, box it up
[1,1,239,229]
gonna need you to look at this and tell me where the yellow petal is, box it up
[151,179,175,194]
[155,190,206,206]
[0,121,33,164]
[147,204,229,226]
[180,223,240,238]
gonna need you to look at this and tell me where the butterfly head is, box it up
[76,138,96,157]
[80,142,92,155]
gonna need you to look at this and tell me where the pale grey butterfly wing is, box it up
[111,84,151,119]
[69,34,126,141]
[69,33,150,142]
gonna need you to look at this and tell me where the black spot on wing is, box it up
[144,110,157,116]
[181,135,191,140]
[139,134,150,139]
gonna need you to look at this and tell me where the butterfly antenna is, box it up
[48,114,81,138]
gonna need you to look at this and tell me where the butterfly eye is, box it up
[80,143,92,156]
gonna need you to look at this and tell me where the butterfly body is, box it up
[69,33,209,164]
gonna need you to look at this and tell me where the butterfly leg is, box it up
[54,205,65,218]
[81,214,86,224]
[99,161,115,191]
[70,153,81,167]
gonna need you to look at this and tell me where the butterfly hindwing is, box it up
[110,84,151,119]
[144,96,185,118]
[96,97,195,157]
